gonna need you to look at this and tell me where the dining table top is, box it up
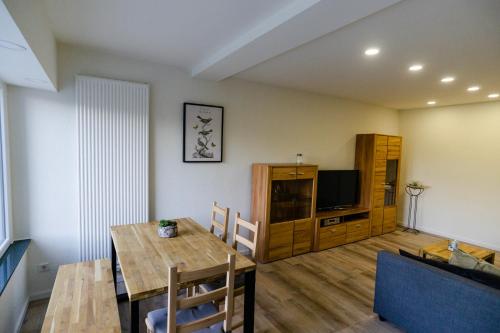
[110,217,256,301]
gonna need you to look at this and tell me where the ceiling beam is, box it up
[191,0,402,81]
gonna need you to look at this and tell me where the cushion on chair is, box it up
[147,302,224,333]
[200,273,245,292]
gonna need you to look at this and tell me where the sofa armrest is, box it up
[373,250,500,333]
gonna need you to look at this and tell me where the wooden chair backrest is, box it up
[210,201,229,242]
[167,253,235,333]
[231,212,260,260]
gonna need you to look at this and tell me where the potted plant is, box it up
[158,219,178,238]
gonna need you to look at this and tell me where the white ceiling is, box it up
[0,0,57,91]
[43,0,294,70]
[17,0,500,109]
[236,0,500,109]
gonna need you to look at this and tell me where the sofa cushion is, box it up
[399,249,500,290]
[450,249,500,278]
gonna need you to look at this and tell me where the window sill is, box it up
[0,239,30,296]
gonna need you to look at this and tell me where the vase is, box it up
[158,225,177,238]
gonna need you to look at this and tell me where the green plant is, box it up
[159,220,177,228]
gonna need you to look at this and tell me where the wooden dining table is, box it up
[110,218,257,333]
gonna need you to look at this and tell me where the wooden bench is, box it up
[41,259,121,333]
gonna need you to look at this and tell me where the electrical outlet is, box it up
[38,262,50,273]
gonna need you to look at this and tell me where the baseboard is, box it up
[15,298,29,333]
[29,288,52,301]
[397,221,500,252]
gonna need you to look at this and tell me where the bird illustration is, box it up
[197,115,212,124]
[192,124,199,129]
[211,143,216,147]
[197,138,208,149]
[198,129,213,136]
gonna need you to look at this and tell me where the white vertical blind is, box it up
[76,75,149,260]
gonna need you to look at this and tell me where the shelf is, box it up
[316,207,370,219]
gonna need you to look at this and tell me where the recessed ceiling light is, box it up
[427,100,436,105]
[467,85,480,92]
[0,39,26,51]
[488,93,499,99]
[25,78,48,84]
[364,48,380,56]
[441,76,455,83]
[408,64,423,72]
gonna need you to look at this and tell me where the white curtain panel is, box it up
[76,75,149,260]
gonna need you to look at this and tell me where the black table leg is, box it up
[111,237,117,293]
[130,300,139,333]
[244,269,256,333]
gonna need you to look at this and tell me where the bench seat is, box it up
[41,259,120,333]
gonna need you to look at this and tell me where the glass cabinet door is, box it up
[270,178,314,223]
[384,160,398,206]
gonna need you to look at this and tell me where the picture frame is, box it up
[183,102,224,163]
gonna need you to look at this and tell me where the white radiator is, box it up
[76,75,149,261]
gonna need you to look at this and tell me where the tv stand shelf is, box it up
[314,207,371,251]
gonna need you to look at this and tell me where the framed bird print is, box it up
[183,103,224,162]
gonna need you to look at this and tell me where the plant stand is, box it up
[403,185,425,233]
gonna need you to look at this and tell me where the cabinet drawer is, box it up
[319,234,345,251]
[376,135,388,146]
[388,136,402,145]
[268,222,294,261]
[346,228,370,243]
[293,220,312,255]
[320,224,347,238]
[346,219,370,233]
[296,166,316,179]
[272,167,298,180]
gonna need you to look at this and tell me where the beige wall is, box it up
[8,43,399,297]
[399,101,500,251]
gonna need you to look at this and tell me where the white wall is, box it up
[0,254,29,333]
[399,101,500,251]
[8,43,399,297]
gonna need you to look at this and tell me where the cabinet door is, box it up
[383,206,397,233]
[371,207,383,236]
[387,136,402,159]
[293,219,312,255]
[268,222,294,261]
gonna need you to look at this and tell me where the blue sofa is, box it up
[373,250,500,333]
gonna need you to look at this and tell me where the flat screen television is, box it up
[316,170,359,211]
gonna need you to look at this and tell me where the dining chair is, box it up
[210,201,229,242]
[201,212,260,330]
[145,253,235,333]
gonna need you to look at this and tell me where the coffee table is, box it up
[420,240,496,264]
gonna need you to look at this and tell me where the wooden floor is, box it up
[20,229,499,333]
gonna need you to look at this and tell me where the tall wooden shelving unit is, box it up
[355,134,402,236]
[251,164,318,263]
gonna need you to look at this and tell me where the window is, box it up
[0,83,11,257]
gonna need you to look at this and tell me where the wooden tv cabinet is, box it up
[313,207,371,251]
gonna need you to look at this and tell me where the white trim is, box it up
[29,288,52,301]
[14,298,29,333]
[0,81,13,258]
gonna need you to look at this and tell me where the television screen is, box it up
[316,170,359,211]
